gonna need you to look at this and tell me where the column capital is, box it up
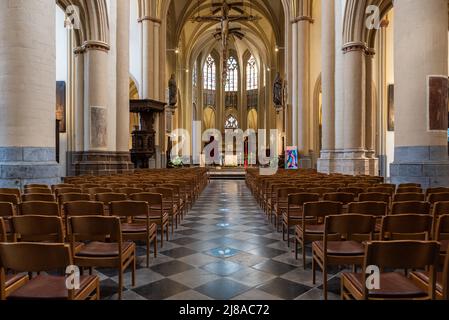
[291,16,314,24]
[342,42,367,54]
[73,46,85,55]
[365,47,376,56]
[82,40,110,53]
[138,16,162,24]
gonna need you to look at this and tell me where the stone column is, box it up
[293,16,313,168]
[318,0,335,173]
[141,17,156,99]
[116,0,131,153]
[0,0,59,187]
[365,48,379,175]
[391,0,449,187]
[74,48,85,152]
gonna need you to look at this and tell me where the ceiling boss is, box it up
[191,0,260,82]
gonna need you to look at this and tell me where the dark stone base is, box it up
[0,147,60,188]
[391,146,449,188]
[67,151,135,176]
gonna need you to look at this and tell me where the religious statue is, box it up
[273,72,283,107]
[168,74,177,106]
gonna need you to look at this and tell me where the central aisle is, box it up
[98,180,340,300]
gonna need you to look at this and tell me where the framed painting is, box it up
[387,84,394,132]
[285,146,299,170]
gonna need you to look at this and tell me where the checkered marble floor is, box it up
[97,180,342,300]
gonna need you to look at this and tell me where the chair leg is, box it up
[132,252,136,287]
[146,238,150,268]
[166,224,169,241]
[295,238,298,260]
[154,236,158,258]
[312,257,316,285]
[302,242,307,269]
[287,225,290,247]
[118,270,123,300]
[160,225,164,248]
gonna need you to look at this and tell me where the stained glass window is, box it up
[246,55,258,90]
[225,115,239,129]
[225,56,238,92]
[203,54,216,91]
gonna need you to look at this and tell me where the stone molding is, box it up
[138,16,162,24]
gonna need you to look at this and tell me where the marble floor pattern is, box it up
[97,180,341,300]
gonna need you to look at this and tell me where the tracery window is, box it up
[225,56,238,92]
[203,54,216,91]
[246,55,258,90]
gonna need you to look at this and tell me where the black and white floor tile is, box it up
[97,180,341,300]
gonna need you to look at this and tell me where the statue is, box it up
[168,74,177,106]
[273,72,283,107]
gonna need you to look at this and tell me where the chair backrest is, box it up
[87,188,113,197]
[358,192,391,204]
[426,187,449,198]
[338,187,365,197]
[95,193,127,205]
[288,193,320,207]
[24,188,52,195]
[12,215,64,243]
[367,187,394,196]
[118,188,144,196]
[397,187,423,194]
[0,189,20,198]
[107,184,128,191]
[63,201,105,218]
[380,214,433,241]
[428,193,449,204]
[51,184,75,193]
[362,241,440,299]
[399,183,421,189]
[0,202,15,218]
[151,187,173,200]
[80,184,101,192]
[325,214,376,240]
[435,215,449,241]
[391,201,431,215]
[393,193,425,202]
[279,188,305,199]
[55,188,83,197]
[24,184,48,190]
[347,183,371,189]
[0,218,6,242]
[347,202,387,217]
[19,201,59,216]
[0,194,19,206]
[22,193,55,203]
[307,188,335,197]
[59,193,91,204]
[69,216,122,243]
[0,243,72,272]
[109,201,149,219]
[302,201,342,220]
[323,192,356,205]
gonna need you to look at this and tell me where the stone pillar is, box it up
[116,0,131,153]
[332,43,371,175]
[365,48,379,175]
[74,48,85,152]
[0,0,60,187]
[293,16,313,168]
[141,17,156,99]
[391,0,449,187]
[318,0,335,173]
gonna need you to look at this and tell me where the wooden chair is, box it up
[410,242,449,300]
[307,188,335,198]
[19,201,60,217]
[107,184,128,192]
[341,241,440,300]
[359,192,391,205]
[380,214,433,241]
[397,187,423,194]
[347,202,388,217]
[0,202,16,241]
[0,243,99,300]
[70,216,136,300]
[0,189,21,199]
[428,193,449,205]
[434,215,449,261]
[130,193,170,247]
[338,187,365,198]
[150,187,179,236]
[51,184,75,193]
[312,214,376,300]
[399,183,421,189]
[95,193,127,214]
[432,202,449,237]
[12,215,65,243]
[393,193,425,203]
[160,184,185,219]
[110,201,158,267]
[58,193,91,206]
[391,201,431,215]
[87,188,113,200]
[118,188,144,197]
[0,194,19,206]
[22,194,56,203]
[282,193,320,247]
[24,188,52,195]
[0,218,6,242]
[55,188,83,198]
[24,184,48,190]
[426,187,449,199]
[295,201,342,268]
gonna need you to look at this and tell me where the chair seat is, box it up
[343,272,428,299]
[314,240,365,256]
[122,223,157,234]
[296,224,324,234]
[8,275,97,300]
[76,241,134,257]
[409,271,443,293]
